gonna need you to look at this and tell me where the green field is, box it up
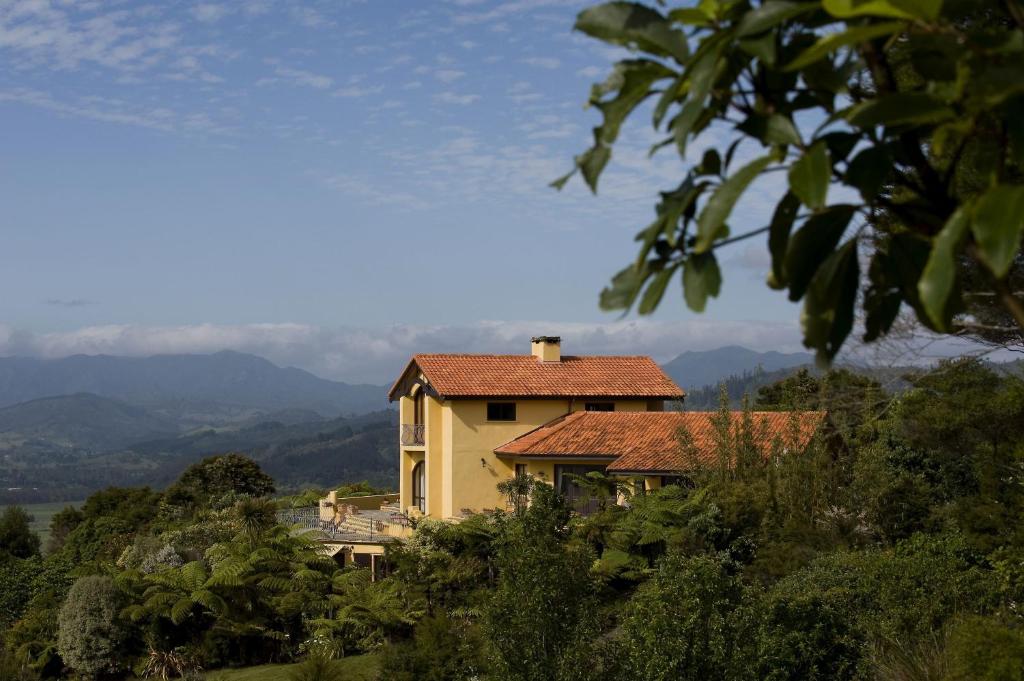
[209,654,380,680]
[0,500,83,544]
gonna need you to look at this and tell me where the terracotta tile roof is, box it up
[388,354,685,401]
[494,410,826,473]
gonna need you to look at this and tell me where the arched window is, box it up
[412,461,425,513]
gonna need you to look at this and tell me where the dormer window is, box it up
[487,402,516,421]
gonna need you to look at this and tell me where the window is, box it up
[412,461,425,513]
[633,478,646,497]
[515,463,528,478]
[487,402,516,421]
[584,402,614,412]
[554,464,610,515]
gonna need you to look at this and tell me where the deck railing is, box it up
[277,507,382,541]
[400,423,425,446]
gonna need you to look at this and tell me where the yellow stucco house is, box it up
[313,336,823,567]
[386,336,687,520]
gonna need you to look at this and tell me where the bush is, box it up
[944,617,1024,681]
[0,507,41,559]
[57,575,128,679]
[378,614,486,681]
[619,552,752,681]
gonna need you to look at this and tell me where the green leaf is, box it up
[737,1,817,38]
[576,2,689,63]
[802,239,860,364]
[788,142,831,210]
[823,0,941,21]
[785,204,856,300]
[593,59,677,145]
[738,31,777,66]
[683,252,722,312]
[971,184,1024,278]
[845,144,893,200]
[846,93,955,128]
[600,263,648,311]
[579,145,612,193]
[786,21,904,71]
[694,154,774,253]
[638,264,678,314]
[918,206,970,330]
[668,7,712,26]
[698,149,721,176]
[738,113,802,146]
[820,131,860,161]
[769,192,801,288]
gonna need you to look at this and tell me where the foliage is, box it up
[286,643,342,681]
[484,481,602,681]
[0,507,41,559]
[944,616,1024,681]
[57,575,129,679]
[163,454,276,516]
[560,0,1024,361]
[377,613,486,681]
[618,551,752,681]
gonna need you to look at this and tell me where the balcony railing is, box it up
[400,423,425,446]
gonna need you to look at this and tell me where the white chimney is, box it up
[531,336,561,362]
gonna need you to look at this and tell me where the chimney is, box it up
[531,336,561,362]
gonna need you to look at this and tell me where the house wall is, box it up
[399,392,665,519]
[443,398,656,517]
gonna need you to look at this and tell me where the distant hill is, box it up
[661,346,812,391]
[0,351,387,417]
[0,393,178,451]
[0,408,398,505]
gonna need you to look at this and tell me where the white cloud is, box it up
[434,69,466,83]
[577,65,603,78]
[521,56,560,69]
[190,3,229,23]
[0,320,807,384]
[271,66,334,90]
[434,91,480,105]
[0,88,235,135]
[334,84,384,98]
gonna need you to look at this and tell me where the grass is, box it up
[207,654,380,681]
[0,500,83,544]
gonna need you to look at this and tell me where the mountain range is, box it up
[0,346,820,504]
[660,345,812,391]
[0,350,387,418]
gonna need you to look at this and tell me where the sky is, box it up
[0,0,813,382]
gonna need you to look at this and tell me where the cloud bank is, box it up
[0,320,805,384]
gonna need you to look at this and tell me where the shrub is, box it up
[944,617,1024,681]
[57,575,128,679]
[0,507,41,559]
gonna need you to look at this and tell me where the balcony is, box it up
[400,423,425,446]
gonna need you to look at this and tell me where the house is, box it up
[314,337,825,564]
[385,336,685,520]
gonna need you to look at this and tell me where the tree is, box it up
[164,453,276,513]
[57,576,129,679]
[0,507,40,559]
[559,0,1024,362]
[618,552,752,681]
[484,483,601,681]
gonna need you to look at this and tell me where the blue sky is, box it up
[0,0,810,381]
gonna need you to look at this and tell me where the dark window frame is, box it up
[412,461,426,513]
[514,463,528,478]
[486,402,517,421]
[584,402,615,412]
